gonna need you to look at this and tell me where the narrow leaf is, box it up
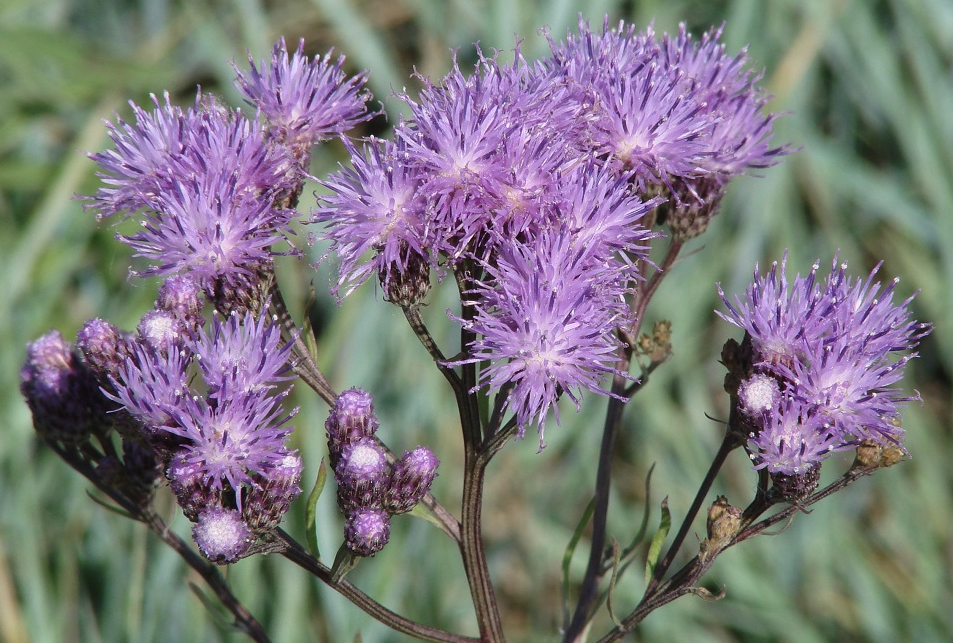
[561,496,596,631]
[331,542,359,583]
[621,463,656,561]
[644,496,671,586]
[605,538,624,627]
[305,459,328,559]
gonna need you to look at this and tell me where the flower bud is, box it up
[344,507,390,557]
[699,495,743,563]
[325,388,379,469]
[336,438,388,513]
[193,506,253,564]
[137,309,184,354]
[243,453,303,531]
[20,331,102,444]
[167,454,222,522]
[76,318,134,386]
[384,446,439,514]
[156,275,205,332]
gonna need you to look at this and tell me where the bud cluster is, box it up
[325,389,439,556]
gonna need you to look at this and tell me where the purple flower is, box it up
[456,231,633,442]
[192,506,253,564]
[110,343,192,431]
[89,94,294,221]
[235,38,375,151]
[719,253,930,477]
[717,256,832,366]
[162,392,296,507]
[191,308,294,401]
[313,136,433,299]
[747,397,841,477]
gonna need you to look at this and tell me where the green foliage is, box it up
[2,0,951,641]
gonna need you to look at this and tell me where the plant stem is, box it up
[593,463,883,642]
[643,429,739,596]
[459,452,506,642]
[563,373,629,642]
[276,531,479,643]
[48,441,273,643]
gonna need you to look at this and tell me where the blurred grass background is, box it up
[2,0,952,641]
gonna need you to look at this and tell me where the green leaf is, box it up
[561,495,596,629]
[644,496,671,586]
[330,543,360,583]
[86,491,136,520]
[305,459,328,559]
[620,463,656,561]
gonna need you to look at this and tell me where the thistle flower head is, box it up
[191,308,294,401]
[313,136,434,300]
[137,309,185,354]
[456,231,634,442]
[235,38,375,151]
[162,392,296,508]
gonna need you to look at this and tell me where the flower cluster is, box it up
[106,294,302,563]
[718,254,930,497]
[88,42,372,313]
[314,18,786,441]
[325,389,439,556]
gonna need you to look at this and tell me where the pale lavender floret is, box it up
[658,24,787,178]
[235,38,375,149]
[457,231,633,442]
[313,136,433,299]
[394,56,516,258]
[385,446,439,515]
[87,93,198,220]
[335,437,389,512]
[89,94,295,221]
[747,397,841,476]
[552,160,660,270]
[191,308,294,401]
[192,506,253,564]
[344,507,391,557]
[118,155,295,291]
[137,309,184,354]
[162,392,297,508]
[737,373,781,417]
[783,338,910,446]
